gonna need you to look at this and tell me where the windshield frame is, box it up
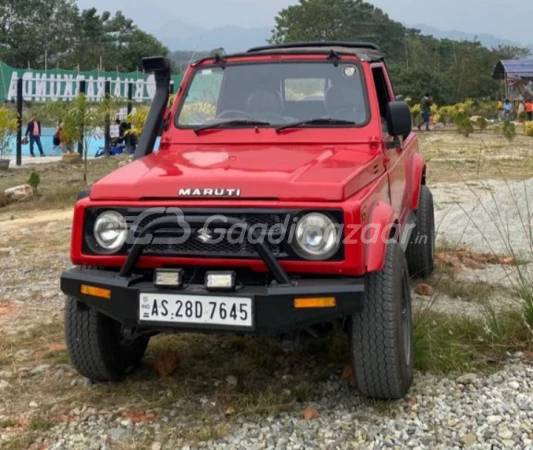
[173,58,371,131]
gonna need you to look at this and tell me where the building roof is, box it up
[493,60,533,79]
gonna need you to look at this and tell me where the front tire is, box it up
[65,297,149,382]
[406,185,435,278]
[349,240,413,399]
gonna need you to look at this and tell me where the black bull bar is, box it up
[118,215,292,284]
[62,214,366,333]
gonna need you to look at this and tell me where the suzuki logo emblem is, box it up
[197,228,214,244]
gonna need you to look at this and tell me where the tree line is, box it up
[270,0,530,104]
[0,0,169,72]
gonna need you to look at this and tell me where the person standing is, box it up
[25,115,45,157]
[503,99,512,121]
[418,93,433,131]
[525,98,533,121]
[53,121,63,154]
[518,99,526,119]
[496,97,504,121]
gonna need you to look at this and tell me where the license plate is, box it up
[139,293,253,328]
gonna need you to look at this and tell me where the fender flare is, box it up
[410,153,426,211]
[365,201,398,273]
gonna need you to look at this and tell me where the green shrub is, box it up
[456,114,474,137]
[502,120,517,141]
[28,169,40,193]
[476,117,489,131]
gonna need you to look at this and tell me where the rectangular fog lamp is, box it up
[205,272,236,291]
[154,269,184,287]
[294,297,336,309]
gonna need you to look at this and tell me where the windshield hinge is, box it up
[327,50,341,66]
[214,52,227,65]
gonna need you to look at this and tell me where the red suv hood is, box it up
[90,145,383,202]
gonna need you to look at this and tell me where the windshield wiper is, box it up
[276,118,356,133]
[194,119,271,134]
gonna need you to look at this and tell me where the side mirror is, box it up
[395,95,404,101]
[386,101,411,138]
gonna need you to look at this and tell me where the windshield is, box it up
[175,61,369,129]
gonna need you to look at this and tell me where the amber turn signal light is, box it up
[293,297,336,309]
[81,284,111,300]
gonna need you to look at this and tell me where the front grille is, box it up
[83,207,345,262]
[131,211,287,259]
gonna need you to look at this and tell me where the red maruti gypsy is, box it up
[61,42,435,400]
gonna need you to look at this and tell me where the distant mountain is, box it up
[151,19,532,56]
[412,24,533,53]
[152,21,271,53]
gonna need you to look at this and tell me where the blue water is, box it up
[12,127,160,157]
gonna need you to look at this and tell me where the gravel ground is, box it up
[1,194,533,449]
[435,178,533,257]
[15,358,533,450]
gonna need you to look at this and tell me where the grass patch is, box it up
[427,276,506,303]
[27,415,53,432]
[413,309,531,373]
[0,418,17,429]
[1,434,37,450]
[0,319,64,366]
[0,156,128,213]
[514,286,533,328]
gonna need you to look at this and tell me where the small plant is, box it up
[476,117,488,131]
[525,122,533,137]
[125,107,149,138]
[456,115,474,137]
[502,120,517,142]
[0,106,19,162]
[28,169,40,193]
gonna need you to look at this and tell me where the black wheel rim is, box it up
[401,269,412,365]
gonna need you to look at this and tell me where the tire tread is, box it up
[65,297,148,382]
[350,241,413,399]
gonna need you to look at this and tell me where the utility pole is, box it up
[405,37,409,69]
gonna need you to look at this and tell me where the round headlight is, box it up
[293,213,340,260]
[93,211,128,252]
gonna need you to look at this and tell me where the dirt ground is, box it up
[1,129,532,449]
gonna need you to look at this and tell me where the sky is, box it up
[75,0,533,44]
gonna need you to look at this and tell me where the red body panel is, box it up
[73,52,425,276]
[90,144,384,202]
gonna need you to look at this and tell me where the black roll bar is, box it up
[118,216,292,286]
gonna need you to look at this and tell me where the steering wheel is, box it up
[216,110,253,120]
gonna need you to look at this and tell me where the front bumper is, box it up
[60,268,365,334]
